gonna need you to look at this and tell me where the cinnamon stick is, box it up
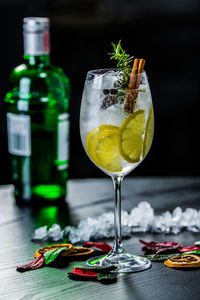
[124,58,145,114]
[128,58,139,89]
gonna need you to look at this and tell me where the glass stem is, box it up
[111,176,124,254]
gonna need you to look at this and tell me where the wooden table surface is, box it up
[1,177,200,300]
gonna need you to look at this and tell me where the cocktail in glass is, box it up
[80,68,154,273]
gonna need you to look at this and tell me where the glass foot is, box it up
[86,248,151,273]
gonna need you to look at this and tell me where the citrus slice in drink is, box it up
[119,110,145,163]
[143,105,154,158]
[86,125,118,161]
[86,125,122,172]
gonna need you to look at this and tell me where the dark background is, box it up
[0,0,199,183]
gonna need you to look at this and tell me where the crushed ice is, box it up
[32,224,63,242]
[31,201,200,243]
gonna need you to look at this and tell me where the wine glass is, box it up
[80,68,154,273]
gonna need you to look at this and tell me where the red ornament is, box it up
[179,246,200,253]
[139,239,183,254]
[83,242,112,253]
[72,267,98,278]
[16,255,45,272]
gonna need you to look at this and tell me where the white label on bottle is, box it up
[57,113,69,170]
[17,100,29,112]
[7,113,31,156]
[19,77,31,99]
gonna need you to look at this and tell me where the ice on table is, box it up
[48,224,64,241]
[31,224,63,242]
[31,225,48,241]
[31,201,200,243]
[129,201,154,232]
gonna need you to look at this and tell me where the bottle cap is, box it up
[23,17,50,33]
[23,17,50,56]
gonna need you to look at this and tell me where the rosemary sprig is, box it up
[108,40,133,88]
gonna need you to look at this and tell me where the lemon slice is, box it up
[143,105,154,158]
[86,125,122,172]
[119,110,145,163]
[86,125,119,160]
[93,131,122,172]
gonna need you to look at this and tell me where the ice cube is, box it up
[99,104,127,126]
[129,201,154,233]
[101,70,120,90]
[172,207,182,223]
[134,85,151,119]
[31,225,48,241]
[47,224,64,242]
[180,208,198,227]
[86,72,103,90]
[171,226,181,235]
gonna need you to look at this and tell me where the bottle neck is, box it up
[23,28,51,67]
[24,54,50,67]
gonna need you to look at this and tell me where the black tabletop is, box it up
[1,177,200,300]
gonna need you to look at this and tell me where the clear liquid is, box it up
[80,71,153,177]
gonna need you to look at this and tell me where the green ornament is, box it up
[44,247,67,265]
[97,272,118,284]
[144,253,180,262]
[181,250,200,256]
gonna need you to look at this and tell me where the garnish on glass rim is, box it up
[107,40,146,114]
[100,40,133,111]
[124,58,146,114]
[108,40,134,89]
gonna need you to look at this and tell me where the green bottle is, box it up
[5,17,70,205]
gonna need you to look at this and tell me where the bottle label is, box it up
[17,77,30,112]
[7,113,31,156]
[57,113,69,170]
